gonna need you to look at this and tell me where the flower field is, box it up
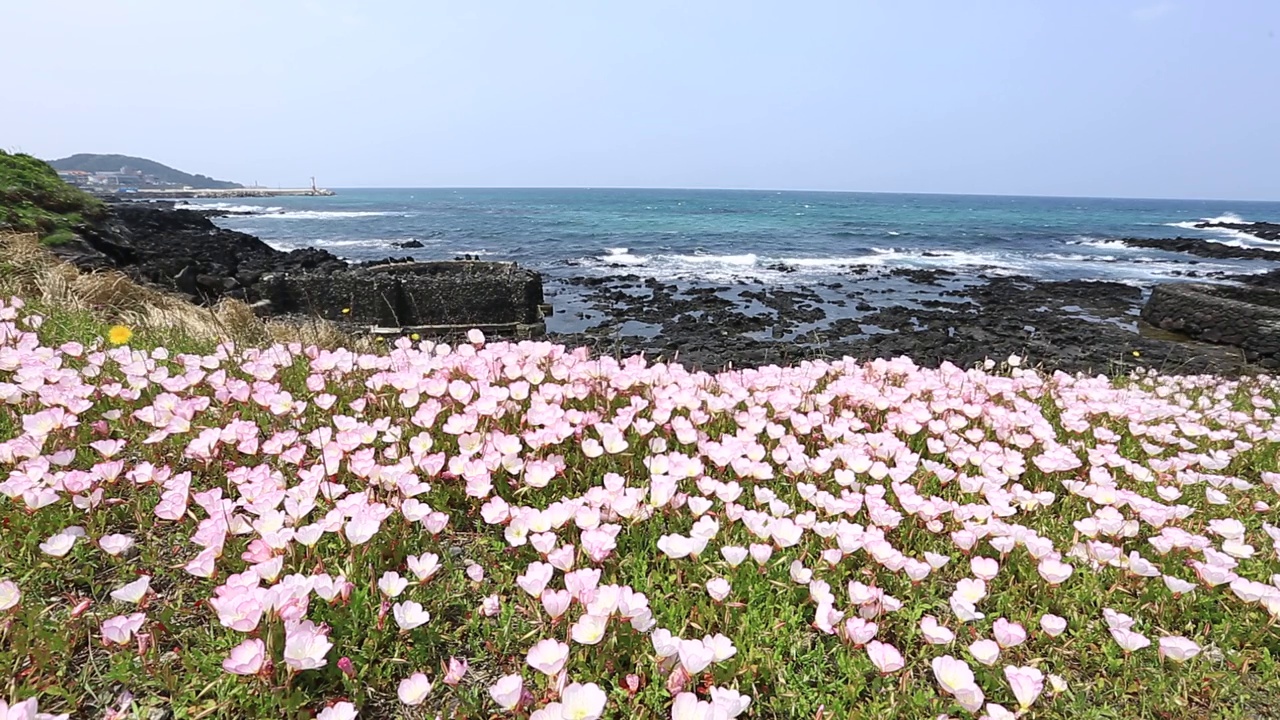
[2,295,1280,720]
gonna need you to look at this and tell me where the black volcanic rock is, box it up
[51,201,545,331]
[1195,221,1280,242]
[1113,236,1280,261]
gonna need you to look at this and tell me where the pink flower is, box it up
[337,657,356,678]
[406,553,441,582]
[377,571,409,598]
[1037,558,1073,585]
[526,638,570,676]
[480,594,501,617]
[398,672,433,705]
[283,620,332,671]
[443,657,468,686]
[1158,636,1201,662]
[517,562,554,597]
[920,616,955,645]
[709,687,752,718]
[1003,665,1045,709]
[678,638,716,674]
[705,578,731,602]
[992,619,1027,648]
[932,655,984,712]
[489,673,524,711]
[968,639,1000,666]
[221,638,266,676]
[101,613,146,646]
[392,601,430,631]
[0,579,20,612]
[98,534,135,557]
[970,557,998,581]
[842,617,878,646]
[560,682,607,720]
[572,614,609,645]
[0,697,68,720]
[109,576,150,605]
[866,640,904,673]
[1110,628,1152,653]
[1039,614,1067,637]
[720,546,749,566]
[39,532,77,558]
[672,692,714,720]
[317,702,357,720]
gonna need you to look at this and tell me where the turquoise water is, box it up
[190,188,1280,284]
[187,189,1280,332]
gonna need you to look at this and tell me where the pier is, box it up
[129,187,336,199]
[128,176,335,199]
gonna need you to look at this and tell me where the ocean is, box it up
[181,189,1280,333]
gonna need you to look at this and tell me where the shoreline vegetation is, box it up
[2,152,1280,719]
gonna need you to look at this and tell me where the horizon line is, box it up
[311,185,1279,204]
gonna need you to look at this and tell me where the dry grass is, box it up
[0,231,364,349]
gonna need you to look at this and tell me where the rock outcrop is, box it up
[1195,221,1280,242]
[1141,283,1280,369]
[56,201,547,335]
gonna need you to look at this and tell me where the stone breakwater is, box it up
[58,201,547,335]
[1142,284,1280,370]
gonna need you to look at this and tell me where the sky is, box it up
[2,1,1278,200]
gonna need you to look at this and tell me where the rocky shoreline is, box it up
[545,272,1258,376]
[53,200,1280,377]
[57,200,547,332]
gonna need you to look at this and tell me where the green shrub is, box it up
[0,149,104,243]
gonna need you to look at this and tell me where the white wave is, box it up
[674,253,758,265]
[783,257,879,267]
[1166,212,1278,248]
[1068,237,1135,251]
[452,249,495,256]
[598,248,649,266]
[1201,212,1249,225]
[175,202,284,214]
[257,210,411,220]
[312,238,398,248]
[1034,252,1106,262]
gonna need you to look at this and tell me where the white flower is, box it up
[0,579,21,611]
[110,576,151,604]
[378,571,409,598]
[40,532,77,558]
[398,672,433,705]
[392,601,431,631]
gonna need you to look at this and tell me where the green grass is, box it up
[0,150,104,244]
[1,300,1279,719]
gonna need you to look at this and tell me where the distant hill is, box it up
[50,154,243,189]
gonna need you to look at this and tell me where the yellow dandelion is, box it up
[107,325,133,345]
[1132,350,1141,358]
[341,307,351,315]
[410,333,421,341]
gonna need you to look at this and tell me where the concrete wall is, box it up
[1141,283,1280,369]
[258,260,547,333]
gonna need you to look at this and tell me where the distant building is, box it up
[61,166,174,192]
[57,170,93,187]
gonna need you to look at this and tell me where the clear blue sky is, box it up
[3,1,1277,200]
